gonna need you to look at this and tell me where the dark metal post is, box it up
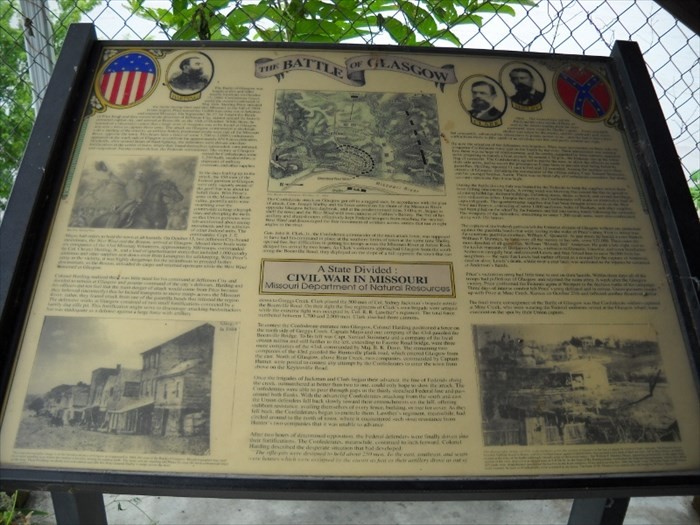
[568,497,630,525]
[0,23,97,405]
[609,40,700,387]
[51,491,108,525]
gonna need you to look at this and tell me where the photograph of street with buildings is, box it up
[474,324,680,446]
[16,317,215,455]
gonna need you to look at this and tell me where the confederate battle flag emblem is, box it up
[97,51,158,108]
[555,65,613,121]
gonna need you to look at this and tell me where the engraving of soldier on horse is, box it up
[90,178,184,229]
[70,158,192,230]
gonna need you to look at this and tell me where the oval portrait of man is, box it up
[458,75,507,125]
[167,52,214,95]
[501,62,546,110]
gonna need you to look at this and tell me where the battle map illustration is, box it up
[269,90,445,195]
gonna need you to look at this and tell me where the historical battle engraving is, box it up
[70,155,195,230]
[475,324,680,446]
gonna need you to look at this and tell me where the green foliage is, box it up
[0,5,34,213]
[52,0,102,45]
[0,0,99,214]
[690,170,700,212]
[0,491,48,525]
[129,0,536,45]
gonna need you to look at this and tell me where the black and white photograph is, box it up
[269,90,445,195]
[474,324,680,446]
[69,155,195,230]
[500,62,546,110]
[16,318,216,456]
[458,75,506,125]
[167,52,213,94]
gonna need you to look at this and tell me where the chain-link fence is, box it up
[1,0,698,214]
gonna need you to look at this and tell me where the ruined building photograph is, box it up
[474,324,680,446]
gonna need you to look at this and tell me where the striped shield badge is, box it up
[98,51,158,108]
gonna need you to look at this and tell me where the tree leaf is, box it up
[256,27,286,41]
[456,13,483,27]
[127,0,145,10]
[398,3,438,38]
[239,3,275,23]
[304,0,334,18]
[336,26,372,40]
[430,1,459,24]
[501,0,538,6]
[472,2,516,16]
[295,32,339,43]
[432,28,462,46]
[689,186,700,211]
[368,0,399,13]
[172,24,199,40]
[455,0,477,9]
[336,0,360,14]
[258,3,284,24]
[286,0,307,19]
[225,21,251,40]
[206,0,233,8]
[227,7,253,26]
[207,12,229,37]
[383,17,416,45]
[295,19,322,34]
[172,0,187,14]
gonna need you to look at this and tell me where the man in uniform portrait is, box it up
[169,56,210,92]
[509,68,545,106]
[470,81,502,121]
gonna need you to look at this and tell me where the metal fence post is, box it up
[19,0,55,112]
[51,491,108,525]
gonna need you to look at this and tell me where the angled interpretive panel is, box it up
[1,26,698,497]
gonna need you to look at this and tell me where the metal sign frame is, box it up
[1,25,698,514]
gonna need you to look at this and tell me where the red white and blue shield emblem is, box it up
[555,66,613,121]
[97,51,158,108]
